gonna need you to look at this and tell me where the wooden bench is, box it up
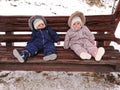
[0,0,120,72]
[0,14,120,72]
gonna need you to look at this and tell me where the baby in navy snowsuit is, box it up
[13,15,60,63]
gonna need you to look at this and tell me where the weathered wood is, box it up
[0,46,119,71]
[115,0,120,20]
[0,34,118,42]
[0,63,117,72]
[0,12,120,72]
[0,15,115,32]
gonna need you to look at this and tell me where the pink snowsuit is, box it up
[64,25,98,57]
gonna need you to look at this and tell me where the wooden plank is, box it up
[0,34,117,42]
[0,15,114,23]
[0,47,119,72]
[0,47,119,62]
[0,63,116,72]
[0,22,114,32]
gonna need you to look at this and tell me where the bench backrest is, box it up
[0,15,117,47]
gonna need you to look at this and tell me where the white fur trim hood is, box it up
[68,11,86,28]
[28,15,47,30]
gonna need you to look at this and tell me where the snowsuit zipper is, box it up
[40,30,45,45]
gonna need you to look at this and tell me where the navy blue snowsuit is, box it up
[24,16,60,57]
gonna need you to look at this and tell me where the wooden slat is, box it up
[0,15,114,23]
[0,62,116,72]
[0,16,115,32]
[0,34,117,42]
[0,46,119,61]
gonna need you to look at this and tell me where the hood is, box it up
[28,15,47,30]
[68,11,86,27]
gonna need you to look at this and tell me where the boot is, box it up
[43,54,57,61]
[80,52,91,59]
[13,49,30,63]
[95,47,105,61]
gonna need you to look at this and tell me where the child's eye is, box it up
[41,24,44,25]
[77,22,80,24]
[73,23,76,25]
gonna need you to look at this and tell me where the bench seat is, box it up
[0,46,120,72]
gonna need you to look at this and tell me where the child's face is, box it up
[37,23,45,29]
[72,21,81,30]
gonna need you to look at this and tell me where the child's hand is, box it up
[57,41,60,45]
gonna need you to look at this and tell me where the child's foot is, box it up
[13,49,29,63]
[80,52,91,59]
[13,49,25,63]
[95,47,105,61]
[43,54,57,61]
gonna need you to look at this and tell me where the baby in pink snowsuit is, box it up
[64,11,105,61]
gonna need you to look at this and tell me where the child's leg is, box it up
[13,43,41,63]
[43,42,57,61]
[24,43,41,56]
[84,42,105,61]
[13,49,30,63]
[70,44,91,59]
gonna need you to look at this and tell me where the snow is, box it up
[0,0,118,16]
[0,0,120,90]
[0,71,120,90]
[110,22,120,52]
